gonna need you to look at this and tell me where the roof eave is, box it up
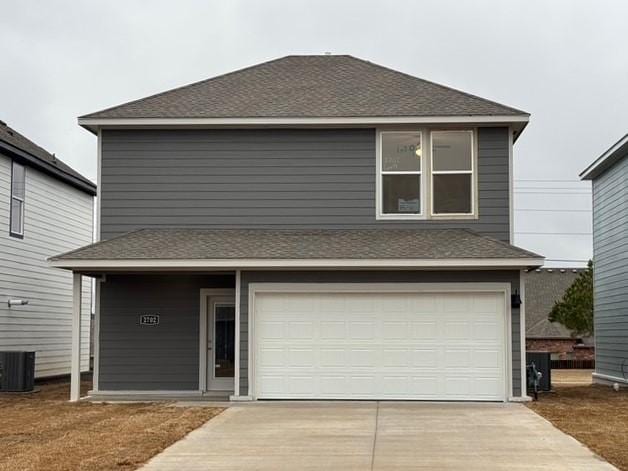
[580,133,628,180]
[78,115,530,137]
[49,256,545,272]
[0,140,97,195]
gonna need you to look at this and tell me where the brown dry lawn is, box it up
[0,381,223,471]
[528,379,628,471]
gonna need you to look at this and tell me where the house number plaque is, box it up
[139,314,160,326]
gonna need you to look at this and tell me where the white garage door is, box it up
[253,288,507,401]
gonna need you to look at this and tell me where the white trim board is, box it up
[580,133,628,180]
[592,372,628,385]
[50,257,544,270]
[245,282,513,402]
[79,115,529,129]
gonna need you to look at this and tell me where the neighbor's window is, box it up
[380,132,422,215]
[10,161,25,237]
[431,130,474,215]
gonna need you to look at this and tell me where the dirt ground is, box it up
[0,381,223,471]
[528,380,628,471]
[552,369,594,385]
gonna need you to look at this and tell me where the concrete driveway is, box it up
[141,402,616,470]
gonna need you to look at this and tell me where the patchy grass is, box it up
[0,381,223,471]
[528,382,628,471]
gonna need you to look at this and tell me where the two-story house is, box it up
[581,133,628,387]
[50,55,543,402]
[1,120,95,378]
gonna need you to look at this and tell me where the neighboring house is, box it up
[50,55,544,402]
[0,120,95,378]
[525,268,594,361]
[581,134,628,386]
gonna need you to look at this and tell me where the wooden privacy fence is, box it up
[550,359,595,369]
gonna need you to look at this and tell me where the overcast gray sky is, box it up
[2,0,627,266]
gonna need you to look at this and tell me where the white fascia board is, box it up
[79,115,529,128]
[49,257,544,270]
[580,133,628,180]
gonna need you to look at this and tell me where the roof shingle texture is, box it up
[0,121,95,190]
[82,55,528,120]
[51,228,541,261]
[525,268,587,338]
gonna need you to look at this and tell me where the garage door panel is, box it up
[286,321,314,339]
[382,321,408,339]
[258,321,283,340]
[254,290,506,401]
[444,348,473,367]
[320,321,346,339]
[411,321,439,339]
[287,348,315,367]
[350,349,377,367]
[350,376,376,394]
[411,349,439,366]
[320,348,346,367]
[473,349,502,368]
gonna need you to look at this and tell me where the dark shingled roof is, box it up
[525,268,588,339]
[50,228,541,262]
[0,120,96,195]
[81,55,528,120]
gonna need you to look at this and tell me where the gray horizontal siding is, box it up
[101,127,510,241]
[98,274,233,391]
[239,270,521,397]
[591,154,628,379]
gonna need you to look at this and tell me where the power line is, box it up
[515,208,591,213]
[515,191,590,195]
[515,187,591,191]
[515,179,587,183]
[515,231,592,235]
[544,258,590,262]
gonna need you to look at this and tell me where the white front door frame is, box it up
[198,288,235,392]
[247,282,513,401]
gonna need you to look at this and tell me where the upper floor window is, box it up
[380,132,423,216]
[431,130,474,215]
[10,161,25,237]
[377,129,476,220]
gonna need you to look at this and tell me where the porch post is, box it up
[233,269,241,399]
[70,272,82,402]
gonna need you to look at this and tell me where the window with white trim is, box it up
[377,129,476,219]
[431,130,474,215]
[10,161,25,237]
[380,132,423,215]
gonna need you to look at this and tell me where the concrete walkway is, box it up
[141,402,616,470]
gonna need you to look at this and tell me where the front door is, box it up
[207,297,235,391]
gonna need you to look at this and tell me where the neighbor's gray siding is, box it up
[0,152,93,378]
[238,271,522,397]
[98,274,233,390]
[591,154,628,380]
[100,127,511,241]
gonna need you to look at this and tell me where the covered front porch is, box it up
[66,271,241,402]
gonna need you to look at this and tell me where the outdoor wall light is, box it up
[510,290,522,308]
[8,299,29,307]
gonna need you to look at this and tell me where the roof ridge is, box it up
[345,55,529,116]
[79,55,292,119]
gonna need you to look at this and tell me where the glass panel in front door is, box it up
[214,304,235,378]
